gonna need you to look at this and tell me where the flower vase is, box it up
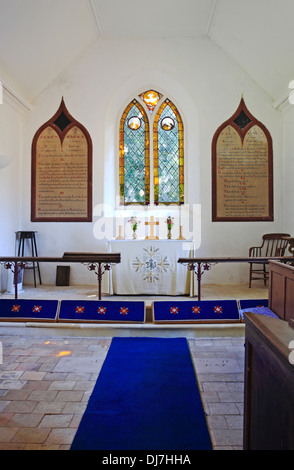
[132,229,137,240]
[166,216,174,240]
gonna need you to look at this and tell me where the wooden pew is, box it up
[243,261,294,450]
[268,260,294,322]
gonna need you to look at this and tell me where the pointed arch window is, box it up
[119,91,184,206]
[119,99,150,205]
[154,99,184,205]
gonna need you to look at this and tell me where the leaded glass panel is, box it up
[139,90,162,112]
[119,93,184,206]
[119,100,149,205]
[154,100,184,205]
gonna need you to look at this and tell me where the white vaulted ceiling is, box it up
[0,0,97,101]
[0,0,294,104]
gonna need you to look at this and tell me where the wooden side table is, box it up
[16,231,42,287]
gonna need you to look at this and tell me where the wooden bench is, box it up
[268,260,294,322]
[243,261,294,450]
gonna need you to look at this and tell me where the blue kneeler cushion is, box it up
[238,299,278,320]
[152,300,241,324]
[0,299,59,322]
[239,299,268,309]
[58,300,146,323]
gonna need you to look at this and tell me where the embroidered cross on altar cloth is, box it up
[107,240,195,296]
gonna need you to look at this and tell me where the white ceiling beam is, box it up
[0,75,32,113]
[204,0,220,37]
[272,88,292,113]
[87,0,103,37]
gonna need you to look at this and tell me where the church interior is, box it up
[0,0,294,452]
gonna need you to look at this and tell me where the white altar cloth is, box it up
[107,239,195,296]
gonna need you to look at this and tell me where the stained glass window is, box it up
[139,90,162,112]
[119,92,184,206]
[119,100,149,205]
[154,99,184,205]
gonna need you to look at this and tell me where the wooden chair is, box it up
[249,233,291,287]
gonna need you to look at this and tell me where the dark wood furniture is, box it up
[248,233,290,287]
[268,260,294,322]
[244,261,294,450]
[56,265,70,286]
[283,236,294,256]
[243,312,294,450]
[16,231,42,287]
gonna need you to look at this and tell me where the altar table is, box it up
[107,240,195,296]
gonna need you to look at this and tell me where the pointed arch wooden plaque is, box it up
[212,98,273,222]
[31,99,92,222]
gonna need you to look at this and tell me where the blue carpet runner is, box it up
[152,300,240,323]
[70,337,212,450]
[0,299,58,321]
[58,300,145,323]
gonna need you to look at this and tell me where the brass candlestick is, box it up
[177,226,186,240]
[116,225,125,240]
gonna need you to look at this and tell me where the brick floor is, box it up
[191,337,245,450]
[0,335,110,450]
[0,334,244,450]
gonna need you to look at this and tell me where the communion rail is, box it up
[178,256,294,300]
[0,253,121,300]
[1,254,293,301]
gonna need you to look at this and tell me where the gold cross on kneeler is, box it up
[145,216,159,240]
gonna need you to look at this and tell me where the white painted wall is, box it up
[10,36,286,287]
[282,106,294,237]
[0,97,23,291]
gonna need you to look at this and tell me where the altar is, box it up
[107,239,195,296]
